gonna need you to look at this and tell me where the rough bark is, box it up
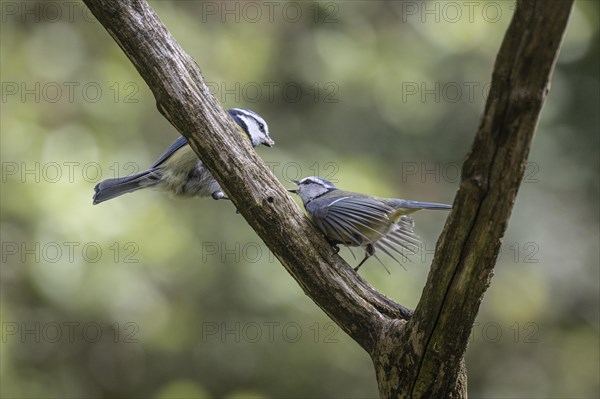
[374,1,574,397]
[81,1,573,397]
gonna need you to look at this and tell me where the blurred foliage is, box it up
[1,1,598,398]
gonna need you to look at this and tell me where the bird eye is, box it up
[258,123,265,133]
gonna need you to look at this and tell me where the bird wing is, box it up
[151,136,189,168]
[374,215,421,264]
[307,195,395,247]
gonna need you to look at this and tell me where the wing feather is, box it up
[324,196,394,240]
[308,196,425,270]
[329,212,387,240]
[385,234,420,254]
[372,254,392,274]
[151,136,189,168]
[311,214,347,244]
[377,237,412,261]
[376,239,407,264]
[322,215,364,246]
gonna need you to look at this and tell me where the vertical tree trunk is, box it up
[373,1,573,397]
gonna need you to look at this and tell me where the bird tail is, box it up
[388,199,452,214]
[93,169,160,205]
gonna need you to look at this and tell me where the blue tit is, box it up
[289,176,451,272]
[93,108,274,205]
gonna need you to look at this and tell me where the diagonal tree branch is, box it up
[81,0,412,355]
[373,1,574,397]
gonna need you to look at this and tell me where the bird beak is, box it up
[288,180,299,193]
[263,138,275,147]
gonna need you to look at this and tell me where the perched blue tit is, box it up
[289,177,451,272]
[93,108,273,205]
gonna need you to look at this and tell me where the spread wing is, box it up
[374,215,421,268]
[307,195,421,267]
[307,195,395,247]
[151,136,189,168]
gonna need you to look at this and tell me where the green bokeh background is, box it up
[1,1,598,398]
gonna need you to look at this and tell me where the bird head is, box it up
[227,108,274,148]
[289,176,338,204]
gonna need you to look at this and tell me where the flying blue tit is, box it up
[93,108,273,205]
[289,177,451,272]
